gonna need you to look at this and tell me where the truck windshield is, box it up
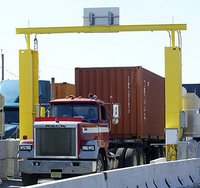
[51,103,98,122]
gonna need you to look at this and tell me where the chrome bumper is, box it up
[19,159,97,175]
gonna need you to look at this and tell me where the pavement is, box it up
[1,178,23,188]
[0,177,55,188]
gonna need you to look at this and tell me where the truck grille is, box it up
[34,127,77,158]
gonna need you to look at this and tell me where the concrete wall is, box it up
[26,158,200,188]
[0,139,20,183]
[178,140,200,159]
[0,140,7,181]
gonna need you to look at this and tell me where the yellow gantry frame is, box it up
[16,24,186,160]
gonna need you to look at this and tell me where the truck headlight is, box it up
[82,145,95,151]
[19,145,32,151]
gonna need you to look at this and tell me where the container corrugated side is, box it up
[75,67,164,139]
[138,68,165,137]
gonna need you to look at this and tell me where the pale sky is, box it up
[0,0,199,84]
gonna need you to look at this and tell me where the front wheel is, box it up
[21,172,39,186]
[96,153,106,172]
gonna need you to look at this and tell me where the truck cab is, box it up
[18,95,114,186]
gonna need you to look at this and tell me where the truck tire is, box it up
[116,147,126,168]
[151,146,161,160]
[21,172,38,186]
[124,148,137,167]
[96,153,106,172]
[137,147,144,165]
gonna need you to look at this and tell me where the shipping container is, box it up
[53,82,75,99]
[183,84,200,98]
[75,66,165,139]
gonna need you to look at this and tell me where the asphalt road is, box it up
[0,178,55,188]
[1,178,23,188]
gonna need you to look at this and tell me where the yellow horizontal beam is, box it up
[16,24,187,35]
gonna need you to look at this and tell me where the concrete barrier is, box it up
[0,159,7,179]
[7,138,20,158]
[0,140,7,181]
[178,140,200,160]
[26,158,200,188]
[6,138,20,177]
[0,138,20,183]
[0,140,7,160]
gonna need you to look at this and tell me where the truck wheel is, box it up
[116,147,126,168]
[124,148,137,167]
[137,147,144,165]
[21,172,38,186]
[152,146,161,160]
[96,153,106,172]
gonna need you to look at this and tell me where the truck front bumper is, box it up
[19,159,97,175]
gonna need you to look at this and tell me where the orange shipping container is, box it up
[75,66,165,139]
[53,82,75,99]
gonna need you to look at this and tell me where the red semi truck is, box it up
[18,66,165,185]
[75,66,165,163]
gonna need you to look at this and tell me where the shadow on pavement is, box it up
[1,178,23,188]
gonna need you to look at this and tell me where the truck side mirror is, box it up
[112,103,119,125]
[113,103,119,118]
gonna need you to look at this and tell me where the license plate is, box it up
[51,171,62,178]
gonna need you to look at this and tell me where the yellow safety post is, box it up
[26,34,31,49]
[19,49,38,140]
[32,50,39,117]
[165,47,182,160]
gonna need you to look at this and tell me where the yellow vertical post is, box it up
[19,49,39,140]
[32,50,39,117]
[165,47,182,160]
[171,31,175,48]
[26,34,31,49]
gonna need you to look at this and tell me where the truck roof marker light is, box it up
[69,95,75,99]
[66,96,69,99]
[79,96,82,99]
[23,135,28,140]
[88,93,97,99]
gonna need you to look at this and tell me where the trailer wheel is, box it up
[137,147,144,165]
[96,153,106,172]
[116,147,126,168]
[21,172,38,186]
[124,148,137,167]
